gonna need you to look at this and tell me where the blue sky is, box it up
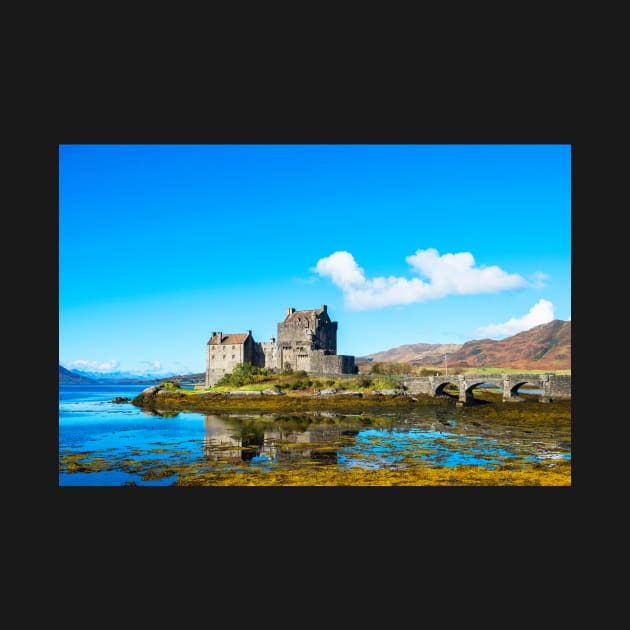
[59,144,571,376]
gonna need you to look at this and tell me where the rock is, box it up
[262,388,285,396]
[319,388,337,395]
[140,385,161,396]
[339,391,363,397]
[374,389,403,396]
[228,390,262,396]
[111,397,131,404]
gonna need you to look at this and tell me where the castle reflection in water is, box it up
[203,415,352,465]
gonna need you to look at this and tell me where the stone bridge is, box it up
[400,373,571,405]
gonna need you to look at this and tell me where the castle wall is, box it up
[206,336,255,386]
[313,321,337,353]
[255,340,278,370]
[277,320,315,345]
[309,351,355,375]
[277,345,311,372]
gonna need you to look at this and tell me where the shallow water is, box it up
[59,384,571,486]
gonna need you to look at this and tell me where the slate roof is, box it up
[284,308,323,322]
[208,332,250,345]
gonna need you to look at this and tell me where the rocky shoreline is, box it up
[130,382,571,419]
[131,382,450,414]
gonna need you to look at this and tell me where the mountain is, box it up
[362,320,571,370]
[446,320,571,370]
[60,367,205,384]
[59,365,97,384]
[166,372,205,383]
[364,343,463,365]
[69,369,179,383]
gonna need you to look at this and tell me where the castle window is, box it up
[223,355,226,359]
[211,354,215,360]
[232,345,235,349]
[232,354,235,359]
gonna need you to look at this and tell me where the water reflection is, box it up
[203,415,351,465]
[201,409,571,473]
[59,383,571,486]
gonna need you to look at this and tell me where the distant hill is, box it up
[59,365,205,384]
[167,372,205,383]
[364,343,462,365]
[59,365,97,384]
[70,369,178,382]
[361,320,571,371]
[446,320,571,370]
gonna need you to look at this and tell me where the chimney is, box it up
[322,304,327,312]
[287,307,295,316]
[217,332,222,343]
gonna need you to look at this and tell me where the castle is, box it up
[205,304,356,386]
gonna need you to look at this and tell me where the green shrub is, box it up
[288,379,311,390]
[159,380,182,390]
[371,377,399,390]
[216,362,270,388]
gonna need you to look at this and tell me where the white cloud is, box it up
[474,299,555,338]
[65,359,120,372]
[312,248,528,311]
[530,271,549,288]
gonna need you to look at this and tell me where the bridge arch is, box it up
[509,379,539,397]
[434,380,459,398]
[401,373,565,404]
[457,377,497,405]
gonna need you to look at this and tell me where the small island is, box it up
[131,364,569,423]
[132,368,424,415]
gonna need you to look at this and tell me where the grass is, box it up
[60,448,571,486]
[459,367,571,375]
[200,374,400,394]
[176,461,571,486]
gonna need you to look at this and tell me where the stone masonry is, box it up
[205,305,356,386]
[401,373,571,404]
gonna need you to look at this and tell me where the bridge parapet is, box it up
[401,373,570,404]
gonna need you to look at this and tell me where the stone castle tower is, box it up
[205,304,355,386]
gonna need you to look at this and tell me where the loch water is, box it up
[58,383,571,486]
